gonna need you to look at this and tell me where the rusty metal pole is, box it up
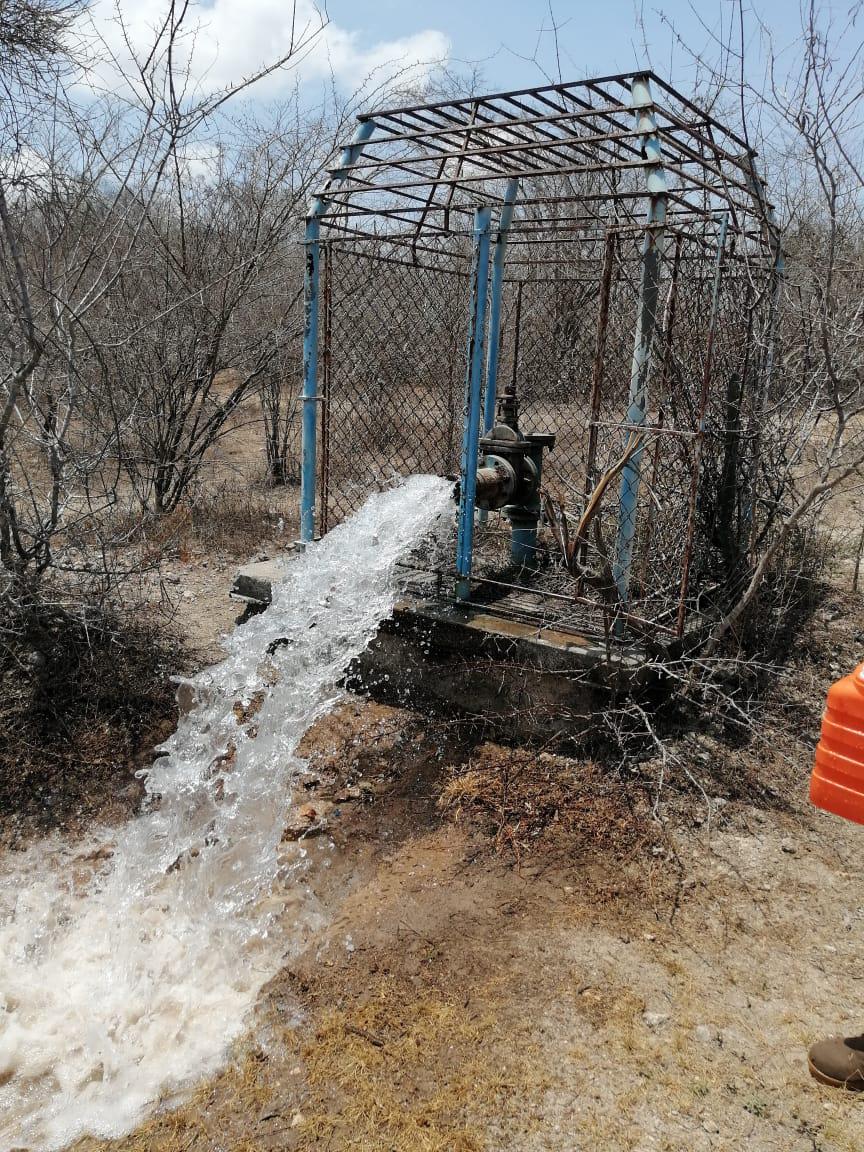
[479,178,519,526]
[585,232,616,489]
[483,179,520,434]
[638,233,682,594]
[676,211,729,635]
[581,230,616,570]
[510,281,524,395]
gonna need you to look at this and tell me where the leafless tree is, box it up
[0,0,327,612]
[102,105,326,513]
[700,0,864,653]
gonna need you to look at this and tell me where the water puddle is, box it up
[0,476,450,1150]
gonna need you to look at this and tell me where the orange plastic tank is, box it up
[811,663,864,824]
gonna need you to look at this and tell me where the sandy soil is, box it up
[69,581,864,1152]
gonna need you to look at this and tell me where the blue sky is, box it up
[323,0,808,93]
[84,0,855,128]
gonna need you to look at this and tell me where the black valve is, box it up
[475,382,555,566]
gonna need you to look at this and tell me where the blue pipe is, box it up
[300,119,375,542]
[300,214,321,542]
[483,179,519,435]
[456,206,493,600]
[478,179,519,527]
[612,75,668,616]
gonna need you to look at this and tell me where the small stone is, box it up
[781,839,797,855]
[164,573,181,585]
[281,801,332,841]
[330,785,362,803]
[643,1011,669,1029]
[76,843,115,864]
[694,1024,715,1044]
[173,678,198,716]
[290,1112,305,1128]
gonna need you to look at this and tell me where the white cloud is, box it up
[0,145,51,200]
[82,0,449,100]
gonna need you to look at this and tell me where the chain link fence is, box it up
[318,232,769,638]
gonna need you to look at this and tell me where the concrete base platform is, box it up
[228,559,653,740]
[230,559,284,609]
[346,598,651,741]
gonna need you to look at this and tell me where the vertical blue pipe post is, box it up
[455,206,493,600]
[300,215,322,542]
[478,178,519,526]
[612,75,668,614]
[483,179,520,434]
[300,119,375,542]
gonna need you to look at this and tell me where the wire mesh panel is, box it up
[319,228,768,637]
[496,274,600,498]
[321,248,470,530]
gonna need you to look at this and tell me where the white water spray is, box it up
[0,476,450,1151]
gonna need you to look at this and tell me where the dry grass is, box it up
[131,481,297,562]
[298,976,521,1151]
[0,608,182,846]
[74,971,552,1152]
[439,743,657,861]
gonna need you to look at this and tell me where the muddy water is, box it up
[0,476,450,1150]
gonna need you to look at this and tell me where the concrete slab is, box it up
[346,597,653,741]
[230,559,284,607]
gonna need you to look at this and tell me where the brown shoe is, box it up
[808,1034,864,1090]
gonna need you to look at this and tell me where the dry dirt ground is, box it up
[18,393,861,1151]
[65,579,864,1152]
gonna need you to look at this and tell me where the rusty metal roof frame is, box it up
[311,70,776,268]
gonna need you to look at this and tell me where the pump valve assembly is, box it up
[462,382,555,568]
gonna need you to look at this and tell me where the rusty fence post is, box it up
[676,211,729,635]
[581,229,616,570]
[638,233,682,596]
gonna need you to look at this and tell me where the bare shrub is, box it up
[0,606,183,843]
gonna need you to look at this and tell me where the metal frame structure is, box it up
[299,71,778,641]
